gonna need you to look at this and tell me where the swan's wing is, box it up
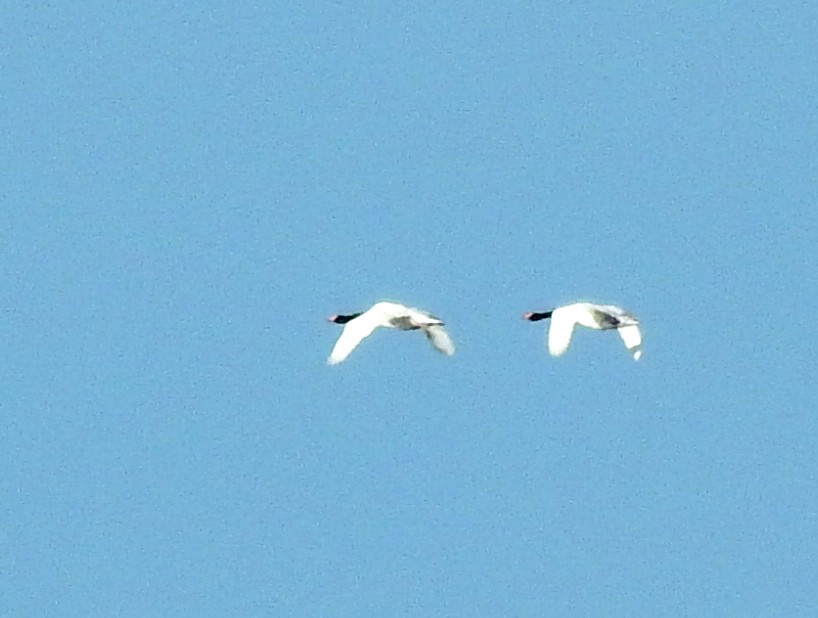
[588,307,623,329]
[407,307,441,326]
[595,304,625,316]
[424,325,455,356]
[548,313,577,357]
[597,304,638,324]
[617,324,642,360]
[327,315,381,365]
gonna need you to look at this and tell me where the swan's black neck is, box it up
[333,312,362,324]
[527,311,553,322]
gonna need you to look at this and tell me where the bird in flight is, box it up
[326,301,455,365]
[523,302,642,360]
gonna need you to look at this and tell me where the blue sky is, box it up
[2,2,817,616]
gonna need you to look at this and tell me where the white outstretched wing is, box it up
[424,325,455,356]
[327,315,381,365]
[547,312,577,357]
[617,324,642,361]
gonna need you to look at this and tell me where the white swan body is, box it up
[327,301,455,365]
[524,302,642,360]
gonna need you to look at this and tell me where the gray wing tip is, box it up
[425,325,455,356]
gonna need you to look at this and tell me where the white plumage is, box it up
[524,302,642,360]
[326,301,455,365]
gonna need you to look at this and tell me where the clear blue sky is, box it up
[2,3,817,616]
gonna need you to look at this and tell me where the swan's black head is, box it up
[523,311,553,322]
[327,312,362,325]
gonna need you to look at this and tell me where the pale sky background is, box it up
[2,2,817,616]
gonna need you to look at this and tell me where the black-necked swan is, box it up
[326,301,455,365]
[523,302,642,360]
